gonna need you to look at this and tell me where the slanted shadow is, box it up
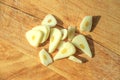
[85,35,95,57]
[53,15,64,27]
[74,49,88,63]
[75,55,88,63]
[91,16,101,31]
[39,40,49,47]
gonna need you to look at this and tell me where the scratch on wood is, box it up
[0,1,39,19]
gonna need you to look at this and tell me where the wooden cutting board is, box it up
[0,0,120,80]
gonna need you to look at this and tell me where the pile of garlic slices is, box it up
[25,14,93,66]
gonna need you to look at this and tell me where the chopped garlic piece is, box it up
[80,16,92,32]
[41,14,57,27]
[25,30,43,47]
[57,41,66,50]
[61,29,68,40]
[49,28,62,53]
[72,35,92,57]
[54,42,76,60]
[39,49,53,66]
[68,56,82,63]
[68,26,76,41]
[32,25,50,43]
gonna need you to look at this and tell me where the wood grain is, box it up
[0,39,66,80]
[0,0,120,55]
[0,0,120,80]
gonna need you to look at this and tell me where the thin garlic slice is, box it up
[68,26,76,41]
[32,25,50,43]
[57,41,66,50]
[61,29,68,40]
[39,49,53,66]
[25,30,43,47]
[72,35,92,58]
[80,16,92,32]
[68,56,82,63]
[49,28,62,53]
[54,42,76,60]
[41,14,57,27]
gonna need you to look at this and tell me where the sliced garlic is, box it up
[80,16,92,32]
[72,35,92,57]
[39,49,53,66]
[49,28,62,53]
[25,30,43,47]
[54,42,76,60]
[68,26,76,41]
[61,29,68,40]
[57,41,66,50]
[41,14,57,27]
[32,25,50,43]
[68,56,82,63]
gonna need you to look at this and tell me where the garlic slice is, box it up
[32,25,50,43]
[57,41,66,50]
[80,16,92,32]
[49,28,62,53]
[39,49,53,66]
[54,42,76,60]
[68,26,76,41]
[25,30,43,47]
[68,56,82,63]
[72,35,92,57]
[41,14,57,27]
[61,29,68,40]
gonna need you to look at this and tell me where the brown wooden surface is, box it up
[0,0,120,80]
